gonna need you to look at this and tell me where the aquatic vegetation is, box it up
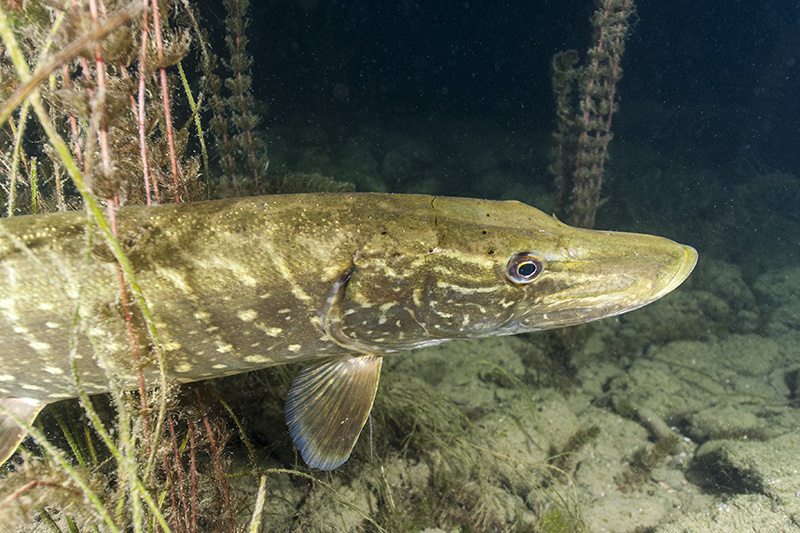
[222,0,268,195]
[549,0,636,229]
[548,425,601,474]
[0,0,198,208]
[262,171,355,194]
[538,507,585,533]
[0,1,268,530]
[614,434,680,492]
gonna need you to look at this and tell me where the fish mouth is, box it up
[512,240,699,332]
[647,244,698,303]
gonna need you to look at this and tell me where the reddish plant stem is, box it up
[150,0,183,202]
[59,64,84,170]
[188,418,198,533]
[168,413,191,531]
[107,197,152,453]
[162,453,180,532]
[588,0,632,223]
[68,1,95,90]
[572,0,613,225]
[195,388,234,533]
[0,480,81,506]
[231,0,260,194]
[137,0,158,204]
[88,0,112,180]
[93,7,155,458]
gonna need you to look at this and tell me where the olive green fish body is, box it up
[0,193,698,469]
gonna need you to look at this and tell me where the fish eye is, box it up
[506,253,543,284]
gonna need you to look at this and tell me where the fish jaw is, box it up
[509,226,698,332]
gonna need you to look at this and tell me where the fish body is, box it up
[0,193,697,469]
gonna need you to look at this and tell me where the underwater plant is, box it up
[0,1,271,530]
[550,0,636,229]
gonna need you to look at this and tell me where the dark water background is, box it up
[195,0,799,272]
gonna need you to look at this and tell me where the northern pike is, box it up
[0,193,697,470]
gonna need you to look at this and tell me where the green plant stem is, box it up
[7,100,30,217]
[30,157,38,213]
[68,218,169,533]
[178,61,210,199]
[52,408,87,468]
[247,475,268,533]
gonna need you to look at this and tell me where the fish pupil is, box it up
[517,262,537,277]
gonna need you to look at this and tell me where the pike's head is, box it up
[291,193,697,472]
[336,196,697,347]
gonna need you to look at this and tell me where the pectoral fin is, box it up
[0,397,46,466]
[285,355,382,470]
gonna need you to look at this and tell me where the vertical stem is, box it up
[0,3,169,501]
[7,101,31,217]
[54,166,65,211]
[107,198,153,447]
[150,0,183,202]
[168,413,190,531]
[232,18,261,194]
[182,0,238,195]
[30,157,38,213]
[188,418,198,533]
[88,0,113,183]
[60,64,85,170]
[137,0,158,204]
[195,388,234,533]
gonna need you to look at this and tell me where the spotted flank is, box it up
[0,193,697,469]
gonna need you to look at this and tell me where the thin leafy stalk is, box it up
[51,408,88,468]
[167,413,190,531]
[178,61,210,200]
[37,506,62,532]
[30,157,38,213]
[209,386,258,475]
[247,475,267,533]
[88,0,113,181]
[137,0,158,204]
[187,418,198,533]
[5,8,68,216]
[224,0,265,194]
[105,200,148,533]
[66,217,152,533]
[195,389,234,533]
[182,0,238,192]
[107,199,153,450]
[6,100,30,217]
[150,0,183,202]
[66,515,80,533]
[60,63,85,171]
